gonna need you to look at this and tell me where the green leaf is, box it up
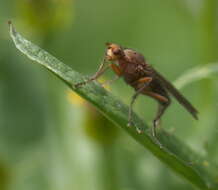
[9,22,218,190]
[174,63,218,89]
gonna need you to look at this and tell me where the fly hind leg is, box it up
[143,90,170,138]
[152,98,171,138]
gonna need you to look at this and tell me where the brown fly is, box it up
[75,43,198,138]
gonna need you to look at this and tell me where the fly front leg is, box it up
[127,77,152,127]
[110,63,122,76]
[101,75,120,87]
[75,57,109,88]
[101,63,122,86]
[97,63,123,88]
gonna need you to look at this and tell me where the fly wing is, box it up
[150,67,198,120]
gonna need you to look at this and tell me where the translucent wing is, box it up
[151,67,198,120]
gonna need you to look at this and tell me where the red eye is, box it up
[113,49,121,55]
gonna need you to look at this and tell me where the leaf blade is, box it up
[9,23,218,190]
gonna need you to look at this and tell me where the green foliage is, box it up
[1,1,218,190]
[9,22,218,190]
[175,63,218,89]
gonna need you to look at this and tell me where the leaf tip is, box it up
[8,20,17,38]
[8,20,12,25]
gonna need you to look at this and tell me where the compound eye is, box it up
[113,48,121,55]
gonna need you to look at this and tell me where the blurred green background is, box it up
[1,0,218,189]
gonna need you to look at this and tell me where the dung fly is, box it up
[75,43,198,138]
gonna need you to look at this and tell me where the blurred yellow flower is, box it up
[67,90,86,106]
[66,79,118,145]
[16,0,74,36]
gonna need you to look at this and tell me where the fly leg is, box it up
[75,60,122,88]
[101,75,120,87]
[143,91,170,144]
[127,77,152,127]
[152,100,170,138]
[75,57,109,88]
[110,63,122,76]
[100,63,122,87]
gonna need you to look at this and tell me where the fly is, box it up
[75,43,198,139]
